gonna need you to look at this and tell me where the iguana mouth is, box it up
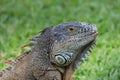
[92,31,98,36]
[64,31,98,44]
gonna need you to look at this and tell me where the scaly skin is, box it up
[0,22,98,80]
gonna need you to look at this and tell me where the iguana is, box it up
[0,22,98,80]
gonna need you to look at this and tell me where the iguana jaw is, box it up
[51,30,98,66]
[71,31,98,67]
[74,39,96,68]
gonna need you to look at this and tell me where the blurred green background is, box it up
[0,0,120,80]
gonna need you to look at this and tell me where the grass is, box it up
[0,0,120,80]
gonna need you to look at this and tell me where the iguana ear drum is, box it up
[55,54,71,66]
[55,55,66,65]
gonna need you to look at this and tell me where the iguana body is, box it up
[0,22,98,80]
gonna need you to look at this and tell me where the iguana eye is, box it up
[67,27,76,32]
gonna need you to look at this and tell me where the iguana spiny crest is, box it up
[0,22,98,80]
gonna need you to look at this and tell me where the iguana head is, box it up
[50,22,98,66]
[29,21,98,67]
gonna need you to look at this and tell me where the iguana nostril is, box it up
[55,55,66,65]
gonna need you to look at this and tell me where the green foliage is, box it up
[0,0,120,80]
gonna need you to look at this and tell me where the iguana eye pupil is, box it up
[68,27,74,31]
